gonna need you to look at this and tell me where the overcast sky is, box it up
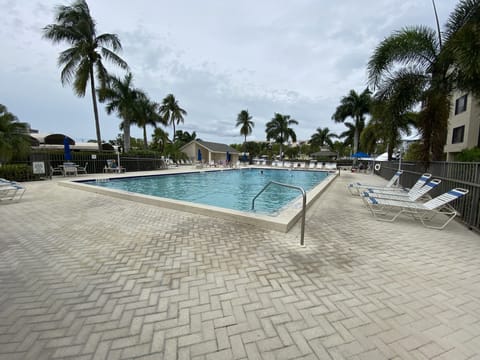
[1,0,459,145]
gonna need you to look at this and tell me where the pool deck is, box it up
[1,168,480,360]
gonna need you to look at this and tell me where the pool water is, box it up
[86,168,329,215]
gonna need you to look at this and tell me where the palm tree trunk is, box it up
[89,68,102,151]
[124,119,131,152]
[353,130,359,155]
[172,122,176,142]
[143,125,148,149]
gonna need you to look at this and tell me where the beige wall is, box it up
[181,142,239,163]
[444,91,480,161]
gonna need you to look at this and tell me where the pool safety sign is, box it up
[32,161,46,174]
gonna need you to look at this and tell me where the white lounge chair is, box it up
[347,170,403,195]
[360,174,434,201]
[0,180,26,202]
[77,162,88,174]
[361,179,441,202]
[363,188,469,230]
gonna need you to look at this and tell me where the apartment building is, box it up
[444,90,480,161]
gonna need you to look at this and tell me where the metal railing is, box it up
[251,181,307,246]
[376,161,480,232]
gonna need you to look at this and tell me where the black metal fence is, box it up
[377,160,480,232]
[29,151,167,176]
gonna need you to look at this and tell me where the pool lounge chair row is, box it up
[347,172,469,230]
[272,161,337,170]
[0,178,26,202]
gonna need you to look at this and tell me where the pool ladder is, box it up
[251,181,306,246]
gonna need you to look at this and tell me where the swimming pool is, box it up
[84,168,329,214]
[63,168,337,232]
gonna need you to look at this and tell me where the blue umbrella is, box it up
[226,151,230,162]
[351,151,370,158]
[64,136,72,161]
[197,149,202,161]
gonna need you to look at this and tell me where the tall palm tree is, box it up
[367,23,453,162]
[135,95,164,149]
[332,89,371,156]
[159,94,187,142]
[265,113,298,159]
[43,0,128,150]
[98,73,143,152]
[235,110,254,151]
[309,127,337,149]
[0,105,30,164]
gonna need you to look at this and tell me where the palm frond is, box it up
[367,26,439,88]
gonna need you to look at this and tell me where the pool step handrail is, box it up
[251,181,307,246]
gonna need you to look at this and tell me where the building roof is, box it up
[29,133,76,145]
[311,150,338,157]
[181,140,239,154]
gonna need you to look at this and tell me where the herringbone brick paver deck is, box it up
[1,171,479,359]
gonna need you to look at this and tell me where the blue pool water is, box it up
[85,168,329,215]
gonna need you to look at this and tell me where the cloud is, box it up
[0,0,459,145]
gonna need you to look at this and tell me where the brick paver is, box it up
[1,170,479,359]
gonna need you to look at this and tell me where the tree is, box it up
[159,94,187,142]
[265,113,298,159]
[338,122,360,152]
[151,128,169,153]
[444,0,480,96]
[367,23,452,162]
[135,95,164,149]
[0,105,30,163]
[43,0,128,150]
[332,89,371,156]
[174,130,197,146]
[369,96,416,160]
[98,73,143,152]
[235,110,254,151]
[309,127,337,149]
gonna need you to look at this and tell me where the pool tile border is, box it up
[59,168,338,232]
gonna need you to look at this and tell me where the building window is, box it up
[452,125,465,144]
[455,94,468,115]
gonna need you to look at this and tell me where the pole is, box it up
[117,147,121,169]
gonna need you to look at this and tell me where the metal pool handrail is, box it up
[251,181,307,246]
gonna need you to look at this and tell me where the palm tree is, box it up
[98,73,143,152]
[370,94,417,160]
[332,89,371,156]
[265,113,298,159]
[367,23,453,162]
[235,110,254,151]
[151,127,169,153]
[174,130,197,146]
[0,105,30,164]
[338,122,359,152]
[159,94,187,142]
[443,0,480,96]
[135,95,164,149]
[43,0,128,150]
[309,127,337,149]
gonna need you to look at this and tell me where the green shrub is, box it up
[0,164,35,181]
[456,147,480,162]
